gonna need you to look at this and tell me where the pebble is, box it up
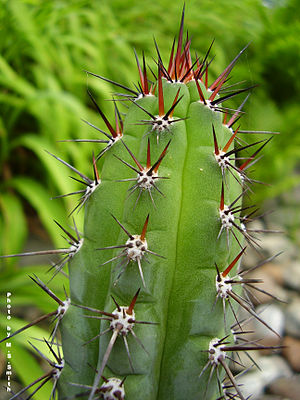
[259,234,298,261]
[259,262,284,286]
[241,231,293,272]
[285,298,300,338]
[237,355,291,399]
[231,348,261,372]
[242,245,261,270]
[283,260,300,291]
[264,195,300,229]
[268,375,300,400]
[282,336,300,372]
[253,304,285,341]
[246,264,287,305]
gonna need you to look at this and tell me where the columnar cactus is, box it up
[1,7,281,400]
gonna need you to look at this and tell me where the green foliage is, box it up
[247,0,300,201]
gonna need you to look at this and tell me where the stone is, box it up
[236,356,291,399]
[283,261,300,291]
[254,304,285,342]
[268,375,300,400]
[260,234,297,261]
[245,264,286,305]
[282,336,300,371]
[285,298,300,338]
[260,262,284,286]
[242,244,261,270]
[231,348,261,372]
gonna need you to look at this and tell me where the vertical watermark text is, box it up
[5,292,12,392]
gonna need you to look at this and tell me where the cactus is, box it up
[0,7,282,400]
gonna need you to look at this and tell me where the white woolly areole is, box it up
[125,235,147,261]
[104,136,120,154]
[69,238,84,256]
[219,205,235,229]
[215,274,232,299]
[100,377,125,400]
[135,92,155,101]
[85,180,101,198]
[204,99,213,108]
[208,338,226,365]
[56,298,71,318]
[137,170,158,190]
[110,307,135,335]
[108,134,122,148]
[53,359,65,380]
[136,93,144,101]
[152,116,173,133]
[215,150,230,170]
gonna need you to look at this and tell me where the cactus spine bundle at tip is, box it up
[0,7,281,400]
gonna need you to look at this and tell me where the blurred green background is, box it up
[0,0,299,398]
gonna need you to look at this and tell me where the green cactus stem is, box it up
[58,10,255,400]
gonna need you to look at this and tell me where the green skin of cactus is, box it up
[59,79,242,399]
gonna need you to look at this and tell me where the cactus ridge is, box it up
[0,7,283,400]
